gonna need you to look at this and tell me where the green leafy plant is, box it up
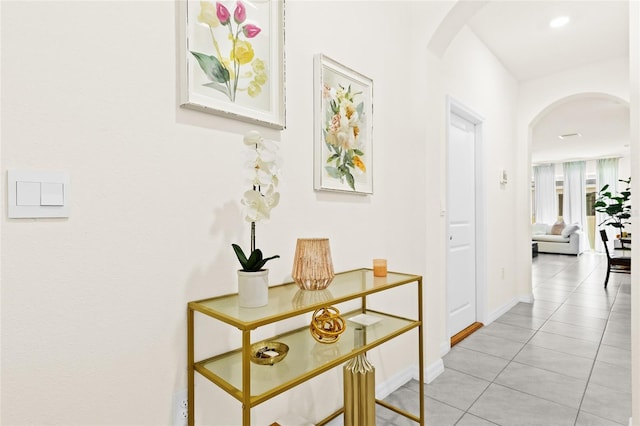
[232,244,280,272]
[594,177,631,231]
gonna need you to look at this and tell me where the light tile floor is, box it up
[331,252,632,425]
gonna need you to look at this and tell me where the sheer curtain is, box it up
[533,164,558,225]
[562,161,587,251]
[595,158,619,252]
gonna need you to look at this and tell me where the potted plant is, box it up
[233,130,281,308]
[594,177,631,238]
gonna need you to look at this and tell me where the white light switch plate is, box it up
[8,170,70,218]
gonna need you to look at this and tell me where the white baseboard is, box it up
[519,293,534,304]
[375,365,416,400]
[425,358,445,384]
[374,357,445,398]
[486,296,521,325]
[440,340,451,357]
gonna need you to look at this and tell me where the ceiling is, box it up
[465,0,630,164]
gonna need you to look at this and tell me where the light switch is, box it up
[41,182,64,206]
[16,181,41,206]
[8,170,70,218]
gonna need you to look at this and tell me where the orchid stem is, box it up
[251,221,256,253]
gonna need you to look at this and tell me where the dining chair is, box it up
[600,229,631,288]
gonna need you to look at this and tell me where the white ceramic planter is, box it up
[237,270,269,308]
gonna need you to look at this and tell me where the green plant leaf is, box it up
[595,176,632,231]
[203,82,230,97]
[233,246,279,272]
[254,255,280,271]
[232,244,249,269]
[330,99,339,114]
[190,51,230,84]
[325,166,342,179]
[345,171,355,190]
[246,249,263,269]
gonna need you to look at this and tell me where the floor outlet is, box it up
[173,389,188,426]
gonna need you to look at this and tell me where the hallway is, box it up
[382,252,632,425]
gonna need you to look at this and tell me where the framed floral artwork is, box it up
[178,0,285,129]
[314,54,373,194]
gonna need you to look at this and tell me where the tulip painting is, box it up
[190,1,267,102]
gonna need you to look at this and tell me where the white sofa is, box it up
[532,222,584,255]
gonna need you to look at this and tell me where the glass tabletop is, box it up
[190,269,421,328]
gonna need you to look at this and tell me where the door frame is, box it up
[445,96,488,344]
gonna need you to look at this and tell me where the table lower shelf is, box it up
[194,309,419,406]
[315,399,422,426]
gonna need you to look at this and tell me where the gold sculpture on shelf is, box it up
[309,306,346,343]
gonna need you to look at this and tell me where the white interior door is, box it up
[447,112,477,337]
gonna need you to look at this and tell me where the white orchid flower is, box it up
[243,130,262,146]
[254,168,275,187]
[240,130,281,224]
[259,138,279,154]
[263,186,280,210]
[242,189,271,222]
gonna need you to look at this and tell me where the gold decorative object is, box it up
[343,327,375,425]
[250,341,289,365]
[292,238,335,290]
[309,306,346,344]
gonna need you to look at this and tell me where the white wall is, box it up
[0,1,579,424]
[442,27,520,319]
[423,25,520,360]
[0,1,454,424]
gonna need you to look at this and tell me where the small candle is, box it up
[373,259,387,277]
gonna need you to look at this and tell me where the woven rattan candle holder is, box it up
[291,238,335,290]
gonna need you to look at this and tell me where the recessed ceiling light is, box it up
[549,16,570,28]
[558,132,582,139]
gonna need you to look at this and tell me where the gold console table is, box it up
[187,268,424,425]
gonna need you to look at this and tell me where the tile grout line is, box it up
[453,262,574,425]
[573,272,627,426]
[461,254,620,425]
[423,253,627,426]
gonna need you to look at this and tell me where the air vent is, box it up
[558,132,582,139]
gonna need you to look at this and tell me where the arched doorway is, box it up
[530,93,630,251]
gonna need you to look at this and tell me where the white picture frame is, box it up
[314,54,373,194]
[178,0,285,129]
